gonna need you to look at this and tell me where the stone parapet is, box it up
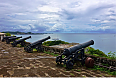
[42,45,116,67]
[25,42,116,67]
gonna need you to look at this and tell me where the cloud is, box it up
[0,0,116,33]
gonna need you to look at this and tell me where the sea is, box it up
[14,33,116,55]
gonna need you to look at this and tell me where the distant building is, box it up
[0,33,6,41]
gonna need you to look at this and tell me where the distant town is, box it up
[1,31,53,35]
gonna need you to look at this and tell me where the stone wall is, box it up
[42,45,116,67]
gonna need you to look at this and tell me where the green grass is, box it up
[17,44,22,47]
[77,69,81,72]
[63,64,66,67]
[85,47,116,60]
[33,48,37,51]
[82,76,86,77]
[44,51,59,56]
[88,65,116,76]
[40,54,44,55]
[43,40,69,46]
[70,73,74,76]
[101,63,110,67]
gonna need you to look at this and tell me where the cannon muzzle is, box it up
[38,36,50,42]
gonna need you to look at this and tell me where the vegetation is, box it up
[77,69,81,72]
[43,40,69,46]
[44,51,59,56]
[70,73,74,76]
[2,31,52,34]
[88,65,116,76]
[5,33,11,36]
[107,51,116,60]
[85,47,116,60]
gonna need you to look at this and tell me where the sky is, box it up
[0,0,116,33]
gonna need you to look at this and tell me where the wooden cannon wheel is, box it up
[85,57,94,68]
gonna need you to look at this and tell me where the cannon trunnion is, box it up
[11,36,31,47]
[56,40,94,69]
[24,36,50,53]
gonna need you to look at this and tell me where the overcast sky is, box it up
[0,0,116,33]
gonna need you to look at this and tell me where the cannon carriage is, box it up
[24,36,50,53]
[6,36,22,44]
[56,40,94,69]
[11,36,31,47]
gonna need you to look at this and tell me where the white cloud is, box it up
[38,6,61,12]
[38,14,59,19]
[87,26,111,31]
[0,0,116,33]
[18,25,31,30]
[101,20,110,23]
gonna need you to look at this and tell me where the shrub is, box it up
[86,47,116,60]
[107,51,116,60]
[43,40,69,46]
[5,33,11,36]
[86,47,107,57]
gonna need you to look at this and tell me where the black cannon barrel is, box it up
[8,36,22,40]
[63,40,94,56]
[2,36,16,42]
[30,36,50,46]
[3,36,16,39]
[15,36,31,43]
[38,36,50,43]
[11,36,31,47]
[6,36,22,44]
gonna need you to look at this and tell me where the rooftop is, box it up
[0,33,6,35]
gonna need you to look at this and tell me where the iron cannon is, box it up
[11,36,31,47]
[24,36,50,53]
[56,40,94,69]
[6,36,22,44]
[2,36,16,42]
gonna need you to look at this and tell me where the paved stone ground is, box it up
[0,41,115,77]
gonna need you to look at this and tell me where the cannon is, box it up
[6,36,22,44]
[11,36,31,47]
[2,36,16,42]
[24,36,50,53]
[56,40,94,69]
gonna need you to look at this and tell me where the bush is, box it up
[5,33,11,36]
[86,47,107,57]
[107,51,116,60]
[85,47,116,60]
[43,40,69,46]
